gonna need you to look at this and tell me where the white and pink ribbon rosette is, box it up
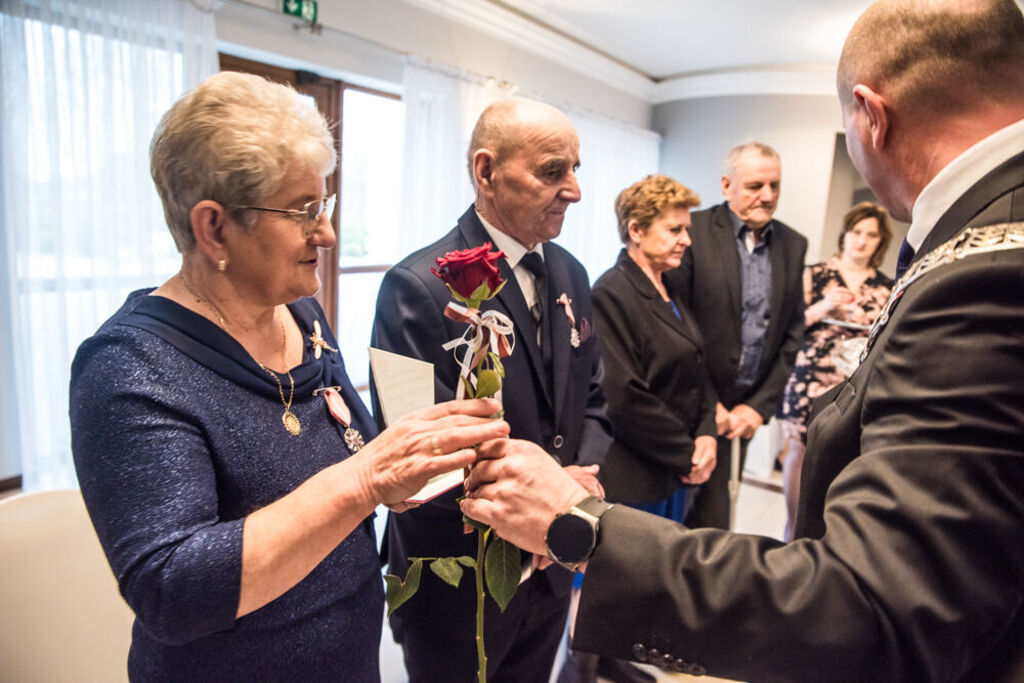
[441,302,515,400]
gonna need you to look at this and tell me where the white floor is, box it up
[378,471,787,683]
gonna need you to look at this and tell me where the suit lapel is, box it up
[711,205,742,333]
[545,245,573,421]
[618,250,700,347]
[767,223,787,349]
[457,210,553,408]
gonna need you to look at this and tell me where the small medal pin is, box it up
[318,386,364,451]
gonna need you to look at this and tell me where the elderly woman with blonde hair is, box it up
[69,71,507,680]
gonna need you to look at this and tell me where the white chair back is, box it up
[0,489,134,681]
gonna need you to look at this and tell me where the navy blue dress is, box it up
[70,290,383,682]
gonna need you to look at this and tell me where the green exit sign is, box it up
[283,0,317,23]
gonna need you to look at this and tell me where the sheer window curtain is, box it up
[0,0,218,490]
[400,57,661,280]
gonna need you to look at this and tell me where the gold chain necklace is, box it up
[178,273,301,436]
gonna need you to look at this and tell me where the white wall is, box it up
[652,94,844,263]
[214,0,652,128]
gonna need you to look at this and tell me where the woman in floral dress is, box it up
[778,202,894,540]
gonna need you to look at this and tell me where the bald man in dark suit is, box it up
[372,97,611,682]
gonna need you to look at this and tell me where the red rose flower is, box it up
[431,243,506,304]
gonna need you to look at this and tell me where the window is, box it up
[337,88,404,395]
[1,0,217,489]
[217,55,404,396]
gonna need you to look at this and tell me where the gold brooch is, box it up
[309,320,338,359]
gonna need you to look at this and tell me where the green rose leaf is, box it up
[469,280,492,305]
[463,515,490,533]
[484,536,521,612]
[487,352,505,378]
[455,555,477,568]
[430,557,464,588]
[444,283,472,307]
[384,558,424,616]
[475,369,502,398]
[460,374,476,399]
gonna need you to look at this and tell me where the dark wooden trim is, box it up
[342,82,401,101]
[217,52,343,332]
[0,475,23,492]
[338,264,392,275]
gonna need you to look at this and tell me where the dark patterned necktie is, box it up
[894,239,915,280]
[519,252,552,373]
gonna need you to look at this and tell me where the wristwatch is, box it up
[545,495,614,571]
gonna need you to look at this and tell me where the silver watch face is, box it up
[547,510,597,565]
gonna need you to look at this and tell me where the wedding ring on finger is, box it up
[430,435,443,455]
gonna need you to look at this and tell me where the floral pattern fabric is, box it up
[778,259,894,439]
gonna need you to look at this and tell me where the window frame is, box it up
[217,54,399,391]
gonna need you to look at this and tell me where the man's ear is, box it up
[473,149,499,197]
[853,84,890,150]
[720,174,732,198]
[189,200,229,267]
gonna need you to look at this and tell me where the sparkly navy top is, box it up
[70,290,382,682]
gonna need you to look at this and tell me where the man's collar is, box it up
[907,118,1024,251]
[476,209,543,266]
[727,204,774,240]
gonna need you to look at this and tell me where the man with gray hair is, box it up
[459,0,1024,680]
[665,141,807,529]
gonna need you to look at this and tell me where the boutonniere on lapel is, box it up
[556,293,592,348]
[308,319,338,359]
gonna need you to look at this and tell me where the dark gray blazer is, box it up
[591,249,717,503]
[573,152,1024,682]
[664,202,807,419]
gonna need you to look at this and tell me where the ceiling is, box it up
[493,0,874,81]
[404,0,878,101]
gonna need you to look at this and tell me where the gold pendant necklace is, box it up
[257,315,300,436]
[179,272,300,436]
[260,362,301,436]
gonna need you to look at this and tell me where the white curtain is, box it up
[0,0,218,490]
[400,56,661,280]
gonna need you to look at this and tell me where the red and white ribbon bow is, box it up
[441,302,515,399]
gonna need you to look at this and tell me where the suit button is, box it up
[673,658,686,673]
[632,643,647,662]
[660,653,674,669]
[687,662,706,676]
[647,648,661,662]
[552,434,564,449]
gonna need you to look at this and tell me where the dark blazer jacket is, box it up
[371,206,612,638]
[665,202,807,419]
[572,151,1024,682]
[591,250,717,503]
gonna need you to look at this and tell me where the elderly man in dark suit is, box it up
[460,0,1024,680]
[665,141,807,529]
[371,97,611,682]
